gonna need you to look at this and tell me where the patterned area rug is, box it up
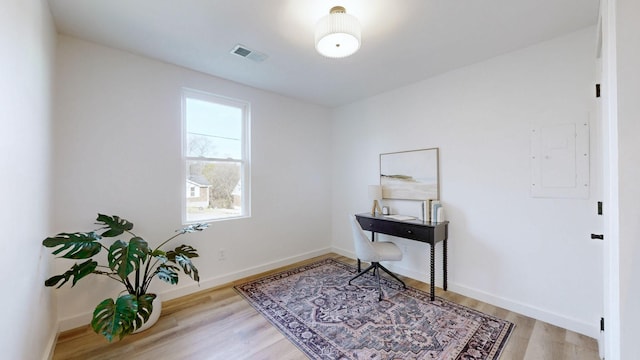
[234,258,514,360]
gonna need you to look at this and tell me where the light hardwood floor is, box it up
[52,253,600,360]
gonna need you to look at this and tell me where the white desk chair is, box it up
[349,216,406,300]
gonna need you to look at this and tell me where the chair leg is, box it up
[348,263,376,285]
[378,264,407,289]
[350,262,405,301]
[374,263,382,301]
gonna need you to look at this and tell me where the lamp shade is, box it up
[368,185,382,200]
[315,6,361,58]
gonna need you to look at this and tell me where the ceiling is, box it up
[47,0,599,107]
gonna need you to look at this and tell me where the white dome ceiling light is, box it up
[315,6,361,58]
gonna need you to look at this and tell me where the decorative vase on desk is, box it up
[369,185,383,215]
[421,201,428,221]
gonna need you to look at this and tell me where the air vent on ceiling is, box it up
[230,44,268,63]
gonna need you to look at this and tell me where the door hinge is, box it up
[600,317,605,332]
[597,201,603,215]
[596,84,601,98]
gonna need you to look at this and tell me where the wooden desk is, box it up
[355,213,449,301]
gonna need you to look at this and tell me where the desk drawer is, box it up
[359,218,434,243]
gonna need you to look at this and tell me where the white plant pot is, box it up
[133,297,162,334]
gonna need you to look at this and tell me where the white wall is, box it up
[52,36,332,329]
[330,27,602,337]
[0,0,58,358]
[615,0,640,357]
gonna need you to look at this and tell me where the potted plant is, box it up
[42,214,208,342]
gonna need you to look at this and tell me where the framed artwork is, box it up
[380,148,439,200]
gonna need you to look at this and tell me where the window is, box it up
[182,89,250,223]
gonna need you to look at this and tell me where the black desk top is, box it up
[355,212,449,228]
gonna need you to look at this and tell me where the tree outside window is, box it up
[183,89,250,223]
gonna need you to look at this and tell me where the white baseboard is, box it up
[160,247,332,301]
[58,312,90,332]
[330,247,599,339]
[448,282,599,338]
[330,246,355,259]
[57,247,332,332]
[43,325,58,360]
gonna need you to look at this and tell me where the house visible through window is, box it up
[182,89,250,223]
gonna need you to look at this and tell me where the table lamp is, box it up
[368,185,383,216]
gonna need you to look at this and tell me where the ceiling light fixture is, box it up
[315,6,361,58]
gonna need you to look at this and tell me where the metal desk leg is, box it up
[443,238,448,291]
[430,242,435,301]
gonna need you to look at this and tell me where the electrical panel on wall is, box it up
[530,116,589,198]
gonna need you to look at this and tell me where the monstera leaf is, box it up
[170,244,198,258]
[132,294,157,330]
[96,214,134,237]
[91,294,139,342]
[91,293,158,342]
[44,260,98,288]
[166,245,199,282]
[177,223,209,234]
[42,232,102,259]
[151,248,167,262]
[155,264,180,285]
[108,237,150,279]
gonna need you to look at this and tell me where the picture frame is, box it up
[380,148,439,200]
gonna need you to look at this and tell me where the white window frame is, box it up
[181,88,251,224]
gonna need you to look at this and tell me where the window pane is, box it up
[185,98,242,159]
[186,160,242,222]
[183,89,249,224]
